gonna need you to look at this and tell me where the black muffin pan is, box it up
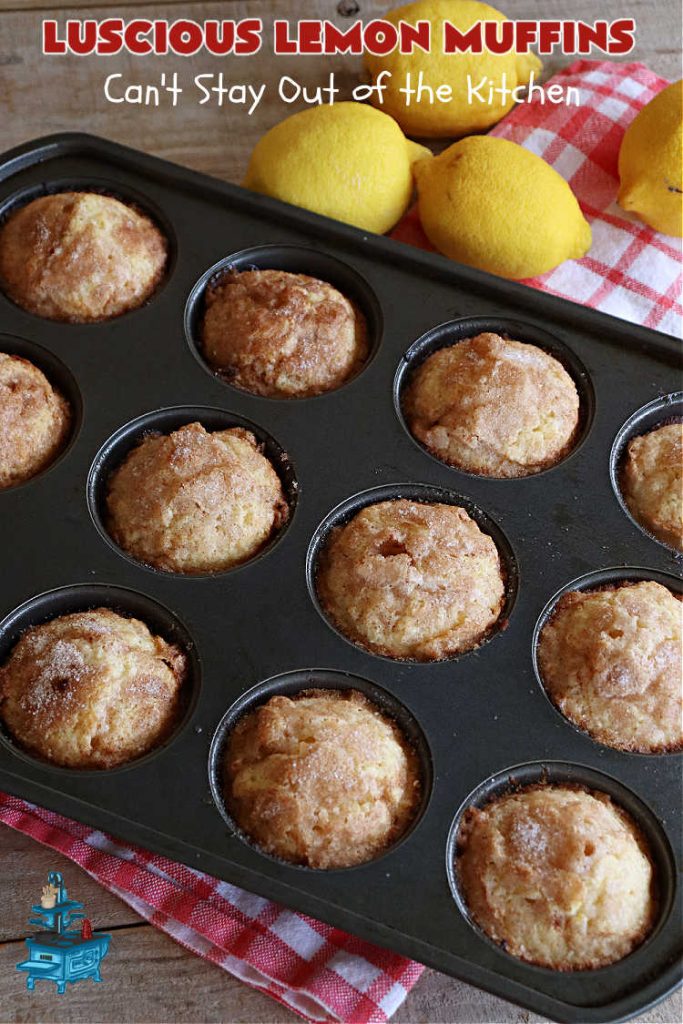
[0,134,680,1023]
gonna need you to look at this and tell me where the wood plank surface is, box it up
[0,1,681,1022]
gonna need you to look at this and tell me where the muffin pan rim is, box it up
[207,666,434,874]
[609,392,683,555]
[86,403,299,580]
[0,331,83,492]
[444,760,677,975]
[0,175,177,323]
[183,242,384,402]
[0,581,201,776]
[531,565,683,759]
[305,481,519,665]
[393,315,596,482]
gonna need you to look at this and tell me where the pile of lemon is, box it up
[244,0,682,280]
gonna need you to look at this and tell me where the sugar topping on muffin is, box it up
[0,191,167,322]
[316,499,505,660]
[621,421,683,551]
[0,352,71,489]
[404,333,580,477]
[0,608,186,769]
[457,785,655,969]
[537,580,682,753]
[106,422,289,574]
[201,269,368,398]
[225,688,420,868]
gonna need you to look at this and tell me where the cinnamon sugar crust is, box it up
[201,269,368,398]
[0,608,186,769]
[316,499,505,661]
[537,581,683,753]
[456,785,656,969]
[225,689,421,869]
[622,422,683,551]
[0,352,71,489]
[404,333,580,478]
[0,192,167,322]
[106,422,289,574]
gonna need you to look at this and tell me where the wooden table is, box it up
[0,2,680,1021]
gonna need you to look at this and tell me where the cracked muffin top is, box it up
[0,608,187,769]
[106,422,289,574]
[404,332,580,477]
[316,499,505,661]
[621,421,683,551]
[0,352,71,489]
[537,580,683,753]
[225,688,421,868]
[457,785,655,970]
[201,269,368,398]
[0,191,167,322]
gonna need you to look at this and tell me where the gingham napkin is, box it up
[1,59,680,1024]
[0,793,422,1022]
[392,60,682,338]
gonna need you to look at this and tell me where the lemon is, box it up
[364,0,542,138]
[414,136,592,279]
[243,102,430,234]
[618,80,682,237]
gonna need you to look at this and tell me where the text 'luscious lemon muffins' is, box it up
[201,269,368,398]
[537,581,683,753]
[225,689,420,868]
[0,352,71,489]
[404,333,580,477]
[0,608,187,769]
[622,422,683,551]
[316,499,505,661]
[0,191,167,322]
[106,422,289,574]
[457,786,655,969]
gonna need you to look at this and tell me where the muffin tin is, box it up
[0,133,680,1023]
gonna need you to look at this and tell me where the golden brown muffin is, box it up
[456,786,655,970]
[201,269,368,398]
[106,422,289,574]
[225,689,420,868]
[622,422,683,551]
[316,499,505,660]
[404,333,580,477]
[0,608,186,769]
[537,581,683,753]
[0,352,70,488]
[0,192,167,322]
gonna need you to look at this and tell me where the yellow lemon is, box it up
[618,80,683,237]
[243,102,430,234]
[364,0,542,138]
[415,136,591,279]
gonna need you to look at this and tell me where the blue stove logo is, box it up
[16,871,111,994]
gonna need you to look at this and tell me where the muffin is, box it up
[0,191,167,321]
[621,422,683,551]
[456,786,655,969]
[0,352,71,488]
[201,269,368,398]
[404,333,580,477]
[316,499,505,660]
[0,608,186,768]
[106,422,289,574]
[225,688,420,868]
[537,581,683,753]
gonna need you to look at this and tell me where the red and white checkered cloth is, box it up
[392,60,682,338]
[0,793,422,1022]
[1,59,680,1024]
